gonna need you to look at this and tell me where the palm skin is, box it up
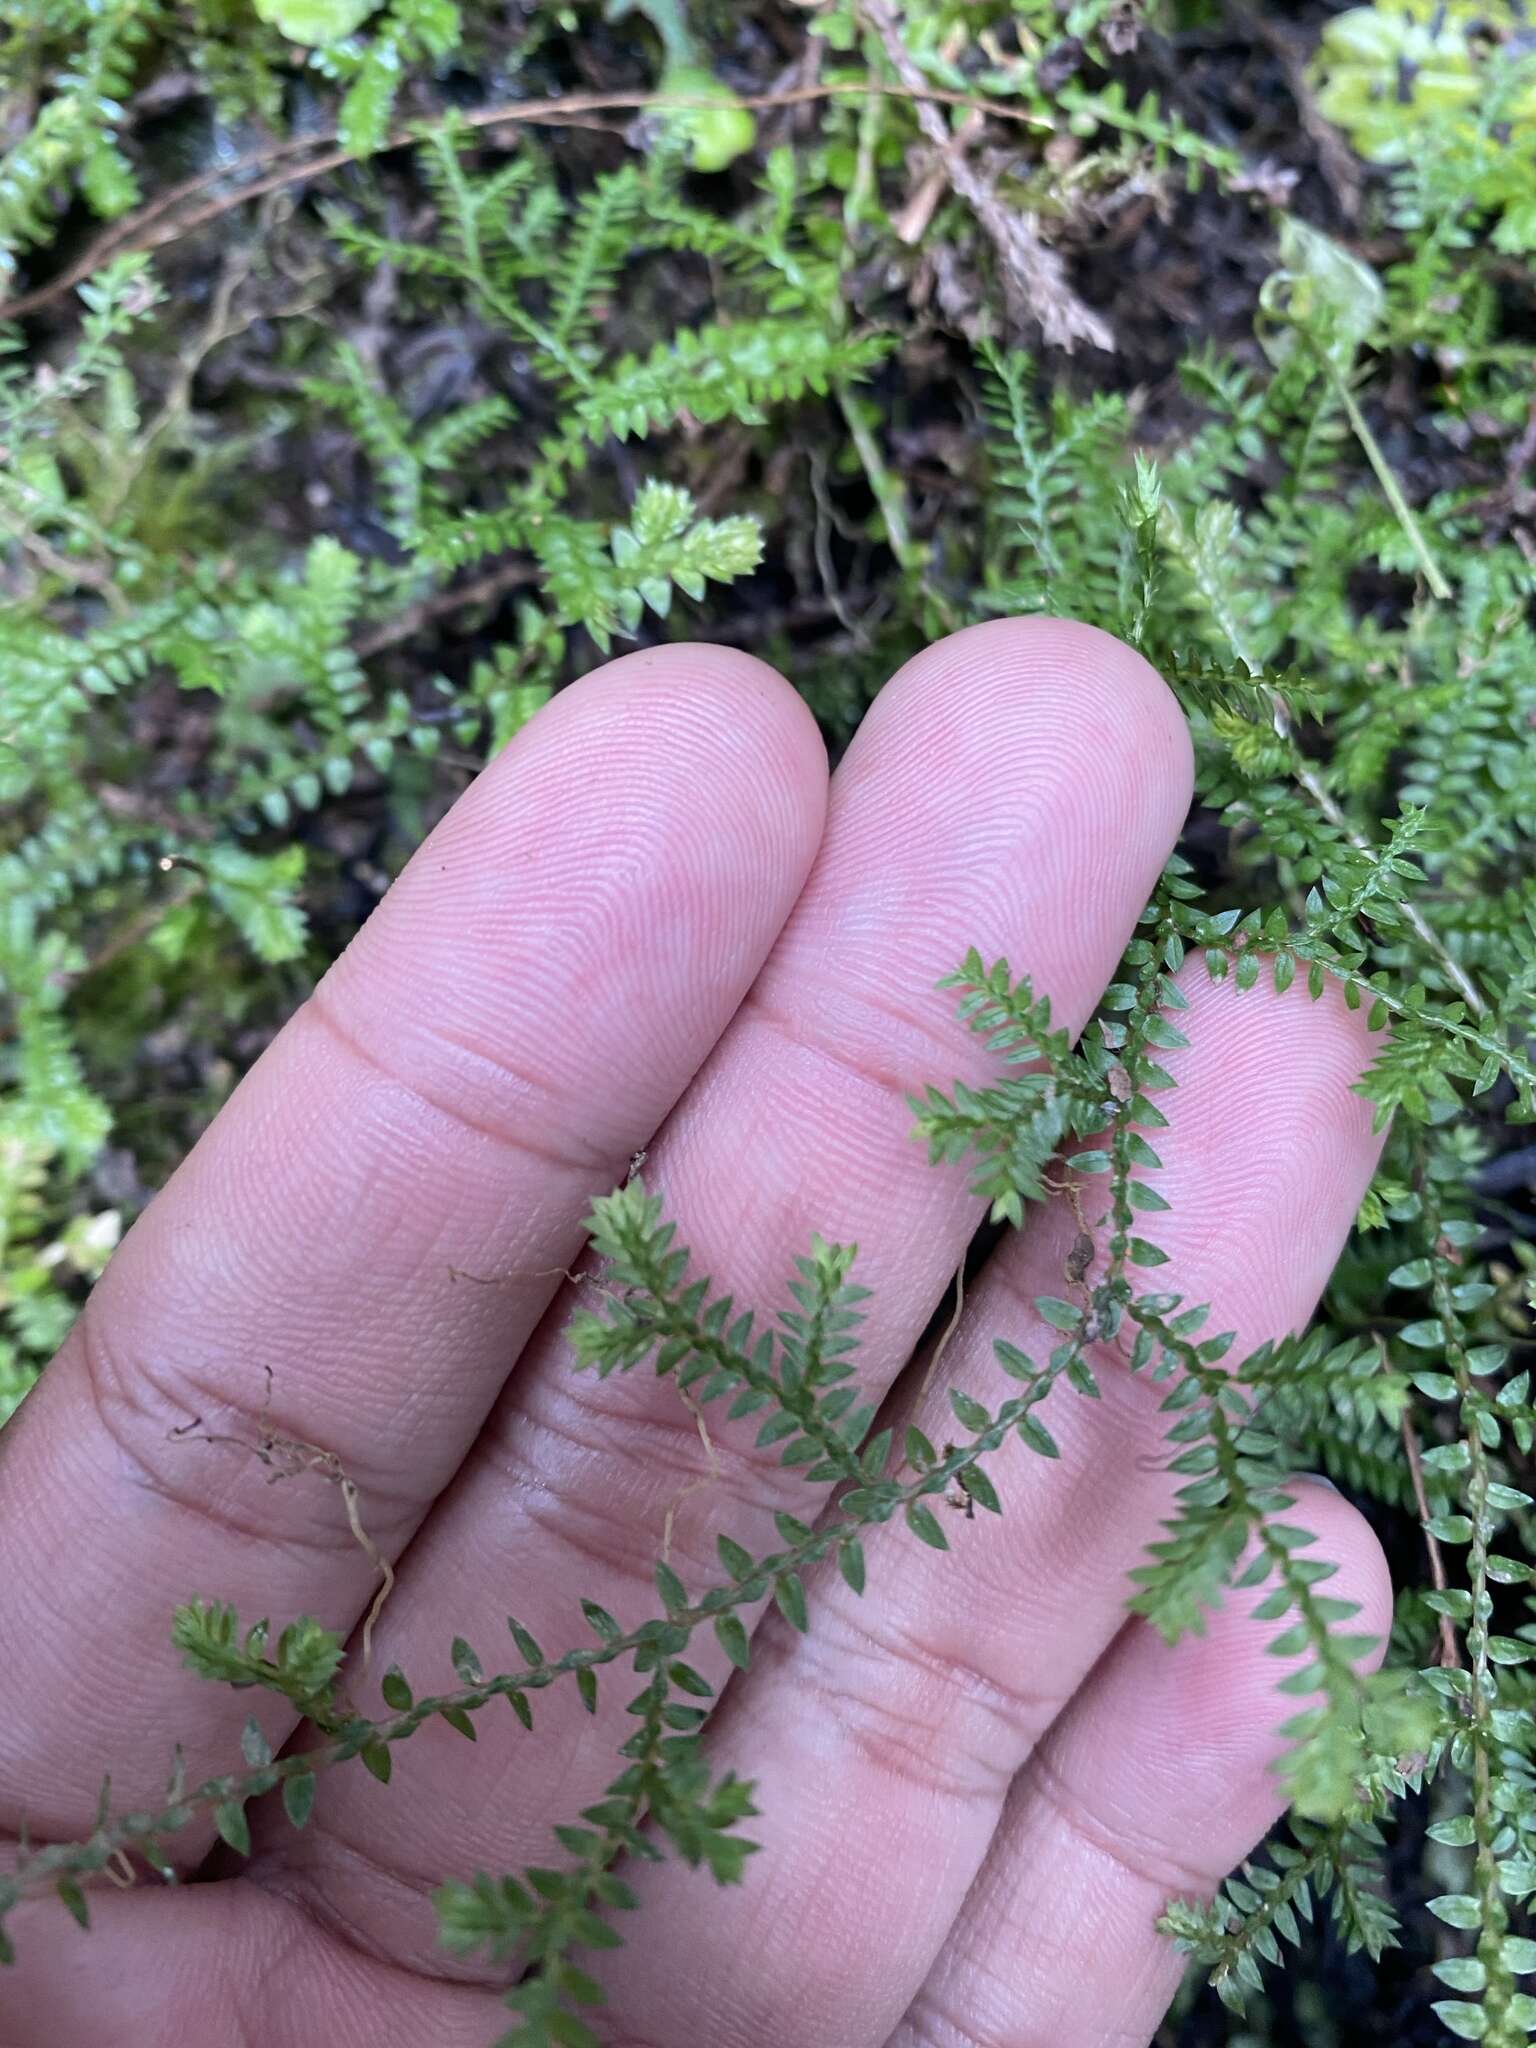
[0,619,1389,2047]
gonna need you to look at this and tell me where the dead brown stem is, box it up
[860,0,1113,352]
[169,1367,395,1675]
[0,81,1055,323]
[1400,1406,1462,1670]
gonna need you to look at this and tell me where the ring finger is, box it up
[591,969,1386,2046]
[893,1476,1392,2048]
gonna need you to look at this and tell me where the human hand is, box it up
[0,619,1390,2047]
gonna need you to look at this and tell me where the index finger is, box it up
[0,644,827,1843]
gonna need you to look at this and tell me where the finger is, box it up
[593,971,1384,2048]
[0,645,827,1839]
[252,618,1194,1967]
[893,1480,1393,2048]
[0,1882,500,2047]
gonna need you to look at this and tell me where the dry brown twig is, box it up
[1238,7,1363,222]
[169,1367,395,1674]
[352,557,540,659]
[915,1261,968,1412]
[0,516,126,604]
[892,107,984,245]
[1400,1404,1463,1670]
[860,0,1114,353]
[659,1382,723,1567]
[0,80,1058,323]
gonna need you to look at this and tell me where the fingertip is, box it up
[491,639,831,859]
[1179,966,1385,1147]
[872,614,1193,837]
[1278,1474,1396,1673]
[793,614,1193,1045]
[1145,1477,1395,1753]
[313,639,833,1182]
[570,638,828,765]
[971,614,1193,775]
[1051,1480,1393,1818]
[1142,968,1386,1356]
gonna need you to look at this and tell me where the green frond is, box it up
[1162,1822,1401,2015]
[568,321,894,447]
[975,341,1127,618]
[569,1179,872,1482]
[533,483,763,653]
[547,167,647,369]
[0,0,148,274]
